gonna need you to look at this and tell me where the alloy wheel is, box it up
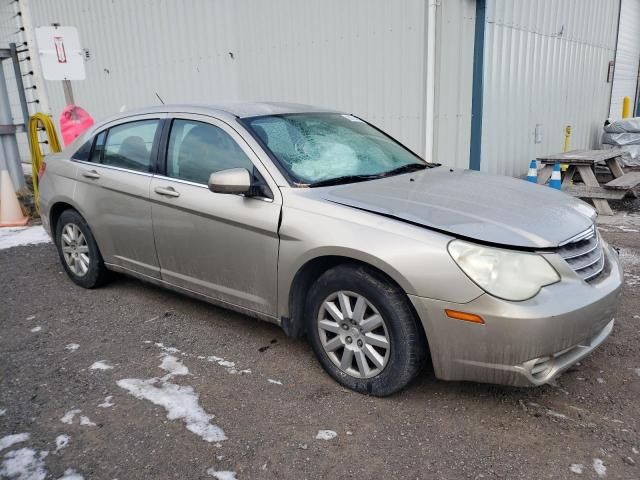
[317,290,391,378]
[61,223,90,277]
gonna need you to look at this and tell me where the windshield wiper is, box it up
[379,163,429,177]
[309,174,382,188]
[308,163,432,188]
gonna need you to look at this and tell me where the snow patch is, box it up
[26,315,36,321]
[65,344,80,352]
[55,435,70,453]
[30,326,42,333]
[0,226,51,250]
[207,469,237,480]
[155,343,180,354]
[98,396,114,408]
[570,463,583,474]
[56,468,84,480]
[207,356,237,373]
[89,361,114,370]
[160,355,189,376]
[267,379,282,385]
[0,409,5,416]
[0,448,48,480]
[593,458,606,477]
[117,355,226,443]
[0,433,30,451]
[60,409,81,425]
[79,416,96,427]
[315,430,337,440]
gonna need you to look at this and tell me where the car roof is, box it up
[97,102,340,126]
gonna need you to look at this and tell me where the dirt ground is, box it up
[1,208,639,480]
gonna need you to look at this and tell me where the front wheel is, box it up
[306,264,427,396]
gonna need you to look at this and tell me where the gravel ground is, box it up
[1,211,639,480]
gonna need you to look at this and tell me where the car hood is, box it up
[321,167,596,248]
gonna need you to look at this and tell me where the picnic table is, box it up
[536,149,640,215]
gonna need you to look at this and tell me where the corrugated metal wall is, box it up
[27,0,430,155]
[434,0,476,169]
[609,0,640,119]
[481,0,620,176]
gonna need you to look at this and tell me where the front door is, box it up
[74,114,165,279]
[150,115,281,316]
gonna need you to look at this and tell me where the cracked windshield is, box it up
[244,113,426,185]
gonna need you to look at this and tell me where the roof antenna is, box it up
[155,92,165,105]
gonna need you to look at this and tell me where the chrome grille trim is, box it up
[559,224,597,246]
[555,224,605,283]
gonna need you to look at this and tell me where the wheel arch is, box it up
[283,255,427,347]
[49,201,78,241]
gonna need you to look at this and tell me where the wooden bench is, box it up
[536,149,639,215]
[604,171,640,190]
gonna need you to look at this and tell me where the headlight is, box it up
[448,240,560,301]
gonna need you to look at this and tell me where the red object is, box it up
[59,105,94,146]
[54,36,68,63]
[37,161,47,179]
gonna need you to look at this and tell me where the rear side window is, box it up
[101,120,160,172]
[90,131,106,163]
[72,139,93,161]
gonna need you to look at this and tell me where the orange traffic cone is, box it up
[0,169,28,227]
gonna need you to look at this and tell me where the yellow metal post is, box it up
[562,125,571,172]
[622,96,631,119]
[563,125,571,152]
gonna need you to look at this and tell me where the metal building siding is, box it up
[480,0,620,176]
[28,0,430,154]
[609,0,640,119]
[433,0,476,168]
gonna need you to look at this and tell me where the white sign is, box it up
[35,26,85,80]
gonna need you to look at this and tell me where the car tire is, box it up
[55,209,110,289]
[306,263,427,396]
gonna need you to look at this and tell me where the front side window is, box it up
[102,120,159,172]
[166,119,253,185]
[243,113,426,186]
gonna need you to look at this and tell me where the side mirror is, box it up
[208,168,252,195]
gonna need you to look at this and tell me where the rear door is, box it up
[150,114,281,316]
[73,114,166,279]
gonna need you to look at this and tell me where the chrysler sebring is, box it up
[39,103,623,396]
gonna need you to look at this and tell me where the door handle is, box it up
[82,170,100,180]
[154,186,181,198]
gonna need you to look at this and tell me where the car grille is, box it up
[555,225,605,283]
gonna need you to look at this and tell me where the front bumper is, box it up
[409,241,623,387]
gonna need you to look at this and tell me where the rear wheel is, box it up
[55,209,110,288]
[306,264,426,396]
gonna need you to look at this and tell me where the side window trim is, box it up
[156,118,173,177]
[90,130,107,164]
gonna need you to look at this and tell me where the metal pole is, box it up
[10,43,32,152]
[423,0,437,162]
[10,43,30,126]
[18,0,51,115]
[62,79,75,105]
[0,60,26,190]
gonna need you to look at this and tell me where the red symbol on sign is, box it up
[54,36,67,64]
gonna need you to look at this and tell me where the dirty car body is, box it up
[38,103,623,394]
